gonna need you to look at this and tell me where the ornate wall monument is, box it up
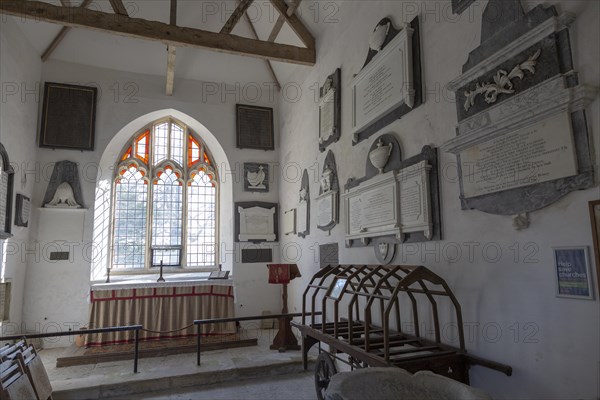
[297,170,310,238]
[441,0,598,218]
[316,151,339,233]
[343,134,441,263]
[351,17,423,145]
[319,69,341,152]
[42,160,85,208]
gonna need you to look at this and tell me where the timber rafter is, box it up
[0,0,316,66]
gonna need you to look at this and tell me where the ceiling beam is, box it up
[0,1,315,65]
[268,0,313,48]
[220,0,253,34]
[242,10,280,90]
[166,0,177,96]
[108,0,128,16]
[267,0,301,43]
[41,0,93,62]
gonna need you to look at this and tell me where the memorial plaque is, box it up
[235,202,278,242]
[319,69,341,152]
[297,201,308,234]
[344,172,400,241]
[236,105,274,150]
[399,161,432,239]
[319,90,335,143]
[320,243,339,268]
[242,248,273,263]
[460,112,577,198]
[40,82,97,150]
[316,192,337,229]
[15,194,30,227]
[283,209,296,235]
[351,29,414,137]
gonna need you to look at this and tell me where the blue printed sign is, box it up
[554,248,593,299]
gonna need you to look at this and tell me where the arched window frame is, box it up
[110,117,219,273]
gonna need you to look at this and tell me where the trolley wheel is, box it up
[315,353,337,400]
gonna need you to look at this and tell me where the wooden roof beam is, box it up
[267,0,301,43]
[242,10,280,90]
[41,0,93,62]
[108,0,128,16]
[0,1,315,65]
[268,0,313,48]
[220,0,253,34]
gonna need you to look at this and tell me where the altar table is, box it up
[87,280,235,346]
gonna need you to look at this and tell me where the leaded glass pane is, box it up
[171,123,184,166]
[153,122,169,165]
[112,167,147,269]
[151,168,183,266]
[187,171,216,267]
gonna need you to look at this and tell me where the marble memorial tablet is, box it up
[319,89,335,143]
[297,201,308,235]
[351,29,414,137]
[316,192,337,229]
[460,112,577,198]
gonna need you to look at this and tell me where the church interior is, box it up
[0,0,599,399]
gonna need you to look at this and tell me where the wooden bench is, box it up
[0,341,52,400]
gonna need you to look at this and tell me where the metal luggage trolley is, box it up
[291,265,512,400]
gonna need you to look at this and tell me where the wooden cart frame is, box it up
[291,265,512,399]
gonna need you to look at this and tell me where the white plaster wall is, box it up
[18,59,282,346]
[0,17,42,332]
[278,1,600,399]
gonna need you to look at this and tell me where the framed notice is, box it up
[236,104,274,150]
[589,200,600,292]
[40,82,97,150]
[553,247,594,300]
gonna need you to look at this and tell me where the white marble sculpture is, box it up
[45,182,81,208]
[369,138,393,174]
[246,165,266,189]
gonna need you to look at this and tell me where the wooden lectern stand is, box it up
[267,264,302,351]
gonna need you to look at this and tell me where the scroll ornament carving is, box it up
[463,49,541,111]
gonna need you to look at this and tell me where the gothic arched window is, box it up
[111,118,218,272]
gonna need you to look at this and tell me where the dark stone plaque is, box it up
[39,82,97,151]
[236,104,274,150]
[49,252,70,261]
[242,248,273,263]
[319,243,339,268]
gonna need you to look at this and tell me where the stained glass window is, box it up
[111,119,218,272]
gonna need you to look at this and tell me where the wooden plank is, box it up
[166,0,177,95]
[242,9,280,90]
[41,0,94,62]
[165,45,176,96]
[1,0,315,66]
[220,0,253,34]
[108,0,128,16]
[267,0,301,43]
[268,0,313,48]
